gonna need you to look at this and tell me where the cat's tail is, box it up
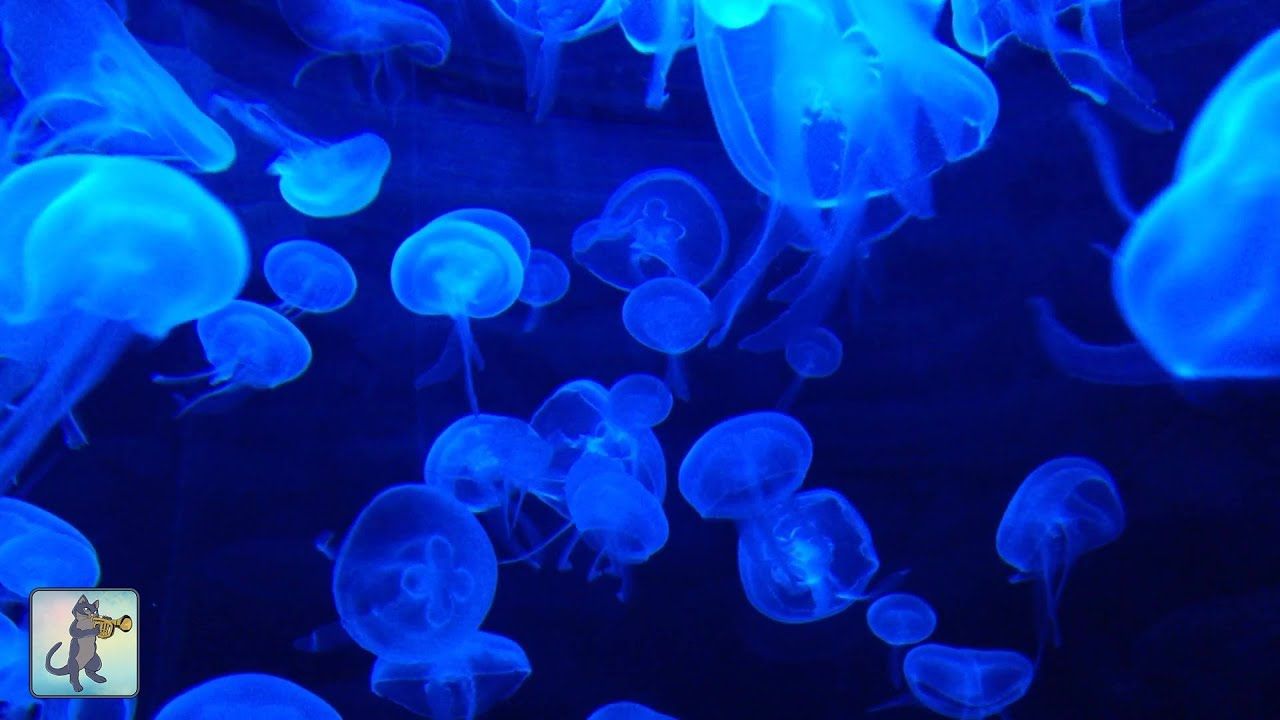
[44,643,71,675]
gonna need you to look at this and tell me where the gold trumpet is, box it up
[90,614,133,640]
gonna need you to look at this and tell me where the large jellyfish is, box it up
[678,411,811,521]
[0,0,234,171]
[902,644,1035,719]
[0,498,98,599]
[154,673,339,719]
[0,155,248,486]
[997,456,1124,647]
[392,210,526,413]
[622,277,712,399]
[333,485,499,662]
[211,94,391,218]
[737,488,879,623]
[423,413,554,525]
[264,239,358,315]
[619,0,694,109]
[371,631,531,720]
[588,701,678,720]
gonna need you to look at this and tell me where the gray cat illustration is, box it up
[44,594,107,693]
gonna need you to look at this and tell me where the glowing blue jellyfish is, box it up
[622,277,711,400]
[737,488,879,623]
[0,155,248,485]
[264,239,358,315]
[572,169,729,291]
[0,0,234,171]
[1027,297,1169,385]
[423,413,554,525]
[0,612,32,716]
[779,326,844,408]
[607,373,673,429]
[678,411,811,521]
[153,300,313,416]
[0,498,98,599]
[441,208,532,268]
[903,644,1035,719]
[154,673,339,720]
[997,456,1124,647]
[950,0,1170,131]
[211,94,390,218]
[588,701,678,720]
[372,631,531,719]
[867,593,937,646]
[619,0,694,109]
[518,249,571,332]
[333,485,499,662]
[392,210,526,413]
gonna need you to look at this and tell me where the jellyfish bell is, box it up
[519,249,571,307]
[903,644,1035,720]
[678,411,812,521]
[154,673,339,720]
[0,497,99,597]
[264,239,358,314]
[423,413,554,523]
[588,700,678,720]
[607,373,673,429]
[866,593,937,646]
[371,631,531,720]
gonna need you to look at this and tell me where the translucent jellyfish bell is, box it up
[867,593,937,646]
[371,631,531,719]
[607,373,673,429]
[0,497,99,598]
[903,644,1035,720]
[622,277,711,400]
[588,701,678,720]
[264,239,358,315]
[737,488,879,623]
[997,456,1124,647]
[333,485,499,662]
[154,673,339,720]
[619,0,694,109]
[423,413,554,526]
[0,155,248,484]
[573,169,729,291]
[779,326,844,408]
[518,249,571,332]
[678,411,812,521]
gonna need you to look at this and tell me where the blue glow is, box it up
[0,498,98,599]
[1028,297,1170,385]
[903,644,1034,720]
[519,249,572,307]
[678,411,811,521]
[0,612,32,716]
[264,239,358,314]
[784,327,843,379]
[866,593,937,646]
[154,673,339,719]
[619,0,694,109]
[588,700,678,720]
[607,373,673,429]
[371,631,531,719]
[41,698,137,720]
[423,413,554,516]
[622,277,711,355]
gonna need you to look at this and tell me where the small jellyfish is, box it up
[518,248,571,332]
[678,411,811,521]
[264,239,358,315]
[778,326,844,409]
[619,0,694,109]
[423,413,554,526]
[867,593,937,647]
[154,673,339,720]
[211,94,391,218]
[737,488,879,623]
[903,644,1035,720]
[153,300,313,417]
[588,701,678,720]
[607,373,673,430]
[621,277,711,400]
[572,169,729,291]
[0,0,234,171]
[392,210,526,413]
[997,456,1124,648]
[333,485,499,662]
[371,631,531,720]
[0,498,98,599]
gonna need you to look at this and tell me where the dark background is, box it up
[11,0,1280,717]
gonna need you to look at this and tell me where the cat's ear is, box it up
[91,600,99,611]
[77,594,89,604]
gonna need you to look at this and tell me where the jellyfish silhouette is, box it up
[867,592,938,688]
[622,277,711,400]
[518,248,571,332]
[997,456,1124,648]
[607,373,673,430]
[678,411,811,521]
[333,485,499,662]
[423,413,554,528]
[902,644,1034,720]
[152,300,313,417]
[211,94,390,218]
[154,673,339,720]
[0,155,248,486]
[779,326,844,408]
[619,0,694,109]
[371,631,531,720]
[588,701,678,720]
[264,239,358,316]
[392,210,526,413]
[572,168,729,291]
[0,0,234,171]
[0,498,99,598]
[737,488,879,623]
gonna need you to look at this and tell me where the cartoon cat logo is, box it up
[44,594,107,692]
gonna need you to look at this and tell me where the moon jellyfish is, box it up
[264,239,358,315]
[518,249,571,332]
[903,644,1035,720]
[620,0,694,108]
[333,485,499,662]
[0,155,248,485]
[423,413,553,528]
[867,593,937,646]
[153,300,313,416]
[622,277,711,400]
[371,631,531,720]
[1027,297,1169,385]
[441,208,532,268]
[997,456,1124,648]
[211,94,391,218]
[737,488,879,623]
[779,326,844,408]
[0,497,98,598]
[678,411,811,521]
[392,211,525,413]
[607,373,673,430]
[588,701,678,720]
[0,0,234,171]
[154,673,339,720]
[572,169,729,291]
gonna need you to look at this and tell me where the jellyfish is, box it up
[0,0,235,171]
[572,169,729,291]
[371,631,531,720]
[949,0,1170,131]
[619,0,694,109]
[0,155,248,486]
[0,499,98,600]
[902,644,1035,720]
[264,239,358,315]
[678,411,811,521]
[1027,297,1170,385]
[588,701,678,720]
[0,612,32,716]
[210,94,391,218]
[518,248,571,332]
[737,488,879,623]
[622,277,711,400]
[439,208,532,268]
[779,326,843,408]
[40,698,137,720]
[154,673,339,720]
[423,413,554,528]
[607,373,673,430]
[867,592,938,688]
[997,456,1124,648]
[333,485,499,662]
[278,0,451,99]
[391,210,526,413]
